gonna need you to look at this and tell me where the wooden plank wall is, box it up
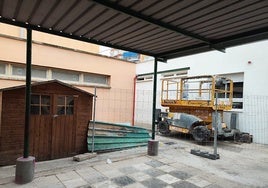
[0,88,25,166]
[76,93,93,153]
[0,82,92,166]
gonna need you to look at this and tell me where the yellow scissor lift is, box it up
[158,75,240,142]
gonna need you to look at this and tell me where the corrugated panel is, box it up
[0,0,268,59]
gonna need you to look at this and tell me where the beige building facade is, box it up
[0,23,136,124]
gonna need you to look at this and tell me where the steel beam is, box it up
[151,57,158,140]
[23,28,32,158]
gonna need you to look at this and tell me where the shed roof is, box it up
[0,79,94,96]
[0,0,268,60]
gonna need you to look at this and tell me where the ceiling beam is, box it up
[92,0,225,52]
[158,27,268,59]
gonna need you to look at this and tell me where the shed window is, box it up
[31,95,51,115]
[57,96,74,115]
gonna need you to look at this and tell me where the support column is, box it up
[148,57,159,156]
[15,28,35,184]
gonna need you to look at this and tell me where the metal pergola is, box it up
[1,0,268,159]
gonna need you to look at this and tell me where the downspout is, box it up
[132,75,137,126]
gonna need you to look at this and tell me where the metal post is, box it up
[213,92,218,156]
[152,58,158,140]
[23,28,32,158]
[15,28,35,184]
[91,86,97,153]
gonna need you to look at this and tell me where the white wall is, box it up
[136,40,268,144]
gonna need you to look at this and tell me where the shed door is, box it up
[30,94,77,161]
[30,95,53,161]
[51,95,76,159]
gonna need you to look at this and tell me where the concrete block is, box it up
[147,140,159,156]
[73,152,97,162]
[15,156,35,184]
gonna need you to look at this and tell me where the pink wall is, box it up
[0,36,136,123]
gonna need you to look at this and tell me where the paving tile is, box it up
[172,180,200,188]
[164,186,173,188]
[143,168,166,177]
[157,157,177,165]
[133,163,152,171]
[76,168,108,184]
[129,172,151,182]
[56,171,80,182]
[111,176,136,187]
[62,177,88,188]
[33,175,64,188]
[141,178,168,188]
[0,182,37,188]
[156,165,176,173]
[187,176,211,187]
[169,170,192,180]
[205,184,223,188]
[92,180,118,188]
[145,160,165,168]
[157,174,180,184]
[98,169,124,179]
[124,182,147,188]
[118,166,138,174]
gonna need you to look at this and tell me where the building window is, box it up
[12,66,25,76]
[137,75,153,82]
[161,71,188,79]
[0,64,6,75]
[31,95,51,115]
[6,63,110,87]
[32,68,47,79]
[12,65,47,79]
[52,70,79,82]
[233,82,243,98]
[232,82,243,109]
[84,73,108,85]
[57,96,74,115]
[217,81,243,109]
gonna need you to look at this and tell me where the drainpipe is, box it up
[132,76,137,126]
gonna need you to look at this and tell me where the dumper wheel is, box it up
[158,121,170,135]
[192,126,210,142]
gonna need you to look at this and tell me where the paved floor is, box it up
[0,135,268,188]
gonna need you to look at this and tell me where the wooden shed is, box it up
[0,80,93,166]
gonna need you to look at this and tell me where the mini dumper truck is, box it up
[156,75,251,142]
